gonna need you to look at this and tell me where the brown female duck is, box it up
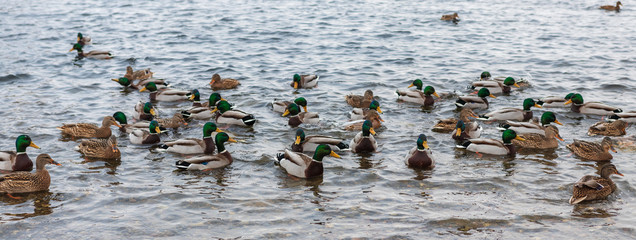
[588,120,627,136]
[345,89,375,108]
[0,154,61,199]
[566,137,616,161]
[77,135,120,159]
[512,125,563,149]
[344,110,383,131]
[433,108,477,132]
[569,164,623,204]
[58,116,121,139]
[209,73,240,90]
[600,1,622,11]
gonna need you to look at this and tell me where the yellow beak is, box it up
[69,48,75,52]
[330,151,341,158]
[155,127,161,134]
[564,99,572,105]
[407,83,414,88]
[422,141,430,149]
[111,78,119,82]
[282,109,290,117]
[534,104,542,108]
[515,136,525,141]
[210,108,219,113]
[433,92,440,98]
[29,142,40,149]
[369,128,376,135]
[489,94,497,98]
[215,128,223,132]
[293,82,298,89]
[189,94,195,101]
[554,119,563,125]
[295,136,302,145]
[113,121,122,128]
[139,87,147,92]
[554,134,564,141]
[513,83,520,88]
[228,137,238,143]
[149,109,157,116]
[376,107,383,114]
[302,106,308,112]
[455,128,462,137]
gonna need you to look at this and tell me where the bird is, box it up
[0,135,40,172]
[77,135,120,159]
[183,93,226,120]
[291,129,349,153]
[588,120,627,136]
[497,111,563,136]
[477,98,542,122]
[404,134,434,169]
[396,79,440,106]
[133,101,157,121]
[455,88,496,109]
[212,100,256,127]
[126,112,187,131]
[122,66,153,81]
[471,77,520,95]
[209,73,240,90]
[600,1,622,11]
[188,89,204,107]
[432,108,477,132]
[564,93,622,115]
[58,116,121,139]
[480,71,492,81]
[345,89,375,108]
[76,32,91,46]
[272,97,309,113]
[344,110,383,131]
[569,164,623,205]
[175,132,237,170]
[69,43,112,59]
[291,74,319,89]
[537,93,575,108]
[0,154,61,199]
[458,129,525,156]
[440,12,460,23]
[282,103,319,127]
[275,144,340,178]
[566,137,616,161]
[160,122,222,154]
[111,77,168,90]
[451,120,482,142]
[350,100,382,120]
[350,120,378,153]
[139,82,191,102]
[609,112,636,123]
[129,120,162,144]
[511,125,563,149]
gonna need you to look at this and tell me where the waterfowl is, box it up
[404,134,434,169]
[344,110,383,131]
[133,102,157,121]
[291,129,349,153]
[291,74,319,89]
[600,1,622,11]
[480,71,491,81]
[58,116,121,139]
[129,120,161,144]
[471,77,520,95]
[175,132,237,170]
[69,43,112,59]
[276,144,340,178]
[564,93,622,115]
[512,125,563,149]
[139,82,190,102]
[183,93,225,120]
[130,112,187,130]
[440,12,460,23]
[0,135,40,172]
[160,122,222,154]
[458,129,525,156]
[273,97,308,113]
[609,112,636,123]
[0,154,61,199]
[537,93,575,108]
[345,90,375,108]
[451,120,482,142]
[112,111,139,133]
[566,137,616,161]
[282,103,319,127]
[588,120,627,136]
[569,164,623,204]
[396,79,440,106]
[209,73,240,90]
[212,100,256,127]
[350,120,378,153]
[350,100,382,120]
[77,135,120,159]
[124,66,153,80]
[432,108,477,132]
[477,98,542,122]
[455,88,496,109]
[111,77,168,90]
[76,32,91,46]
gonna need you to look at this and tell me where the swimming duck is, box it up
[588,120,627,136]
[600,1,622,11]
[564,93,622,115]
[0,135,40,172]
[58,116,121,139]
[291,74,319,89]
[440,12,460,23]
[608,112,636,123]
[188,89,204,107]
[133,102,157,121]
[569,164,623,204]
[477,98,542,122]
[160,122,222,154]
[291,129,349,153]
[0,154,60,199]
[212,100,257,127]
[404,134,434,169]
[123,66,153,80]
[480,71,491,81]
[455,88,496,109]
[129,120,161,144]
[77,135,120,159]
[210,73,240,90]
[76,32,91,46]
[69,43,112,59]
[132,112,187,130]
[139,82,190,102]
[276,144,340,178]
[396,80,440,106]
[111,77,168,90]
[183,93,226,120]
[451,120,482,142]
[345,89,375,108]
[175,132,237,170]
[458,129,525,156]
[471,77,520,95]
[282,103,319,127]
[273,97,308,113]
[537,93,575,108]
[433,108,477,133]
[344,110,384,131]
[350,100,382,120]
[566,137,616,161]
[512,125,563,149]
[498,111,563,136]
[350,120,378,153]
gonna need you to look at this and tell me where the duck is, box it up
[69,43,112,59]
[130,112,187,130]
[458,129,525,156]
[139,82,191,102]
[477,98,542,122]
[183,93,226,120]
[455,88,496,109]
[76,32,91,46]
[511,125,563,149]
[160,122,222,154]
[433,108,477,133]
[451,120,482,142]
[497,111,563,136]
[58,116,121,139]
[77,135,120,159]
[440,12,460,23]
[188,89,204,107]
[209,73,240,90]
[111,77,169,90]
[564,93,622,115]
[345,89,375,108]
[212,100,257,127]
[175,132,237,170]
[0,135,40,172]
[112,111,141,133]
[480,71,491,81]
[566,137,616,161]
[291,128,349,153]
[0,154,61,199]
[569,164,623,204]
[404,134,434,169]
[350,120,378,153]
[272,97,308,113]
[344,110,383,131]
[291,74,319,89]
[537,93,575,108]
[129,120,161,144]
[133,101,157,121]
[471,77,520,95]
[282,103,319,127]
[600,1,622,11]
[350,100,382,120]
[588,120,627,136]
[123,66,153,80]
[609,112,636,123]
[276,144,340,178]
[396,79,440,106]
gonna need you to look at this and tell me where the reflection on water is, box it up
[0,191,58,222]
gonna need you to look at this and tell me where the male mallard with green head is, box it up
[133,102,157,121]
[282,103,319,127]
[455,88,496,109]
[212,100,257,127]
[160,122,223,154]
[566,137,616,161]
[405,134,434,169]
[58,116,121,139]
[76,32,91,46]
[569,164,623,204]
[291,74,319,89]
[291,129,349,153]
[276,144,340,178]
[564,93,622,115]
[471,77,520,95]
[350,120,378,153]
[69,43,112,59]
[0,154,60,199]
[139,82,190,102]
[458,129,525,156]
[175,132,237,170]
[273,97,309,113]
[350,100,382,120]
[498,111,563,135]
[129,120,161,144]
[396,79,441,106]
[210,73,240,90]
[477,98,542,122]
[0,135,40,172]
[452,120,482,142]
[77,135,120,159]
[537,93,575,108]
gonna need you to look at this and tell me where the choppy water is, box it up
[1,0,636,238]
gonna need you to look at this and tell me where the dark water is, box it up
[1,0,636,238]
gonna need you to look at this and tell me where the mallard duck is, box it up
[58,116,121,139]
[404,134,434,169]
[350,120,378,153]
[212,100,256,127]
[458,129,525,156]
[433,108,477,132]
[69,43,112,59]
[477,98,542,122]
[498,111,563,135]
[344,110,383,131]
[346,90,375,108]
[77,135,120,159]
[291,74,319,89]
[350,100,382,120]
[291,129,349,152]
[480,71,491,81]
[600,1,622,11]
[537,93,575,108]
[471,77,520,95]
[130,112,187,130]
[129,120,161,144]
[111,77,168,90]
[76,32,91,46]
[183,93,226,120]
[455,88,496,109]
[139,82,190,102]
[452,120,482,142]
[588,120,627,136]
[0,154,60,199]
[160,122,222,154]
[124,66,153,80]
[609,112,636,123]
[188,89,204,107]
[0,135,40,172]
[209,73,240,90]
[512,125,563,149]
[282,103,319,127]
[112,111,139,133]
[276,144,340,178]
[396,79,440,106]
[440,12,460,23]
[133,102,157,121]
[566,137,616,161]
[564,93,622,115]
[272,97,308,113]
[175,132,237,170]
[569,164,623,204]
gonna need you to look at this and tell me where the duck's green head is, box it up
[423,86,440,98]
[143,102,156,116]
[408,79,424,90]
[312,144,341,162]
[283,103,301,117]
[564,93,584,105]
[417,134,429,150]
[294,97,308,112]
[209,93,224,106]
[139,82,158,92]
[211,100,232,114]
[476,88,496,99]
[203,122,221,138]
[149,120,161,134]
[368,100,382,113]
[16,135,39,153]
[113,111,128,125]
[503,77,520,88]
[540,111,563,126]
[455,120,466,137]
[362,120,376,136]
[480,71,491,80]
[522,98,542,111]
[77,32,84,41]
[69,43,83,53]
[564,93,575,100]
[189,89,200,102]
[295,128,306,144]
[215,132,237,152]
[292,74,301,89]
[111,77,131,87]
[502,129,524,144]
